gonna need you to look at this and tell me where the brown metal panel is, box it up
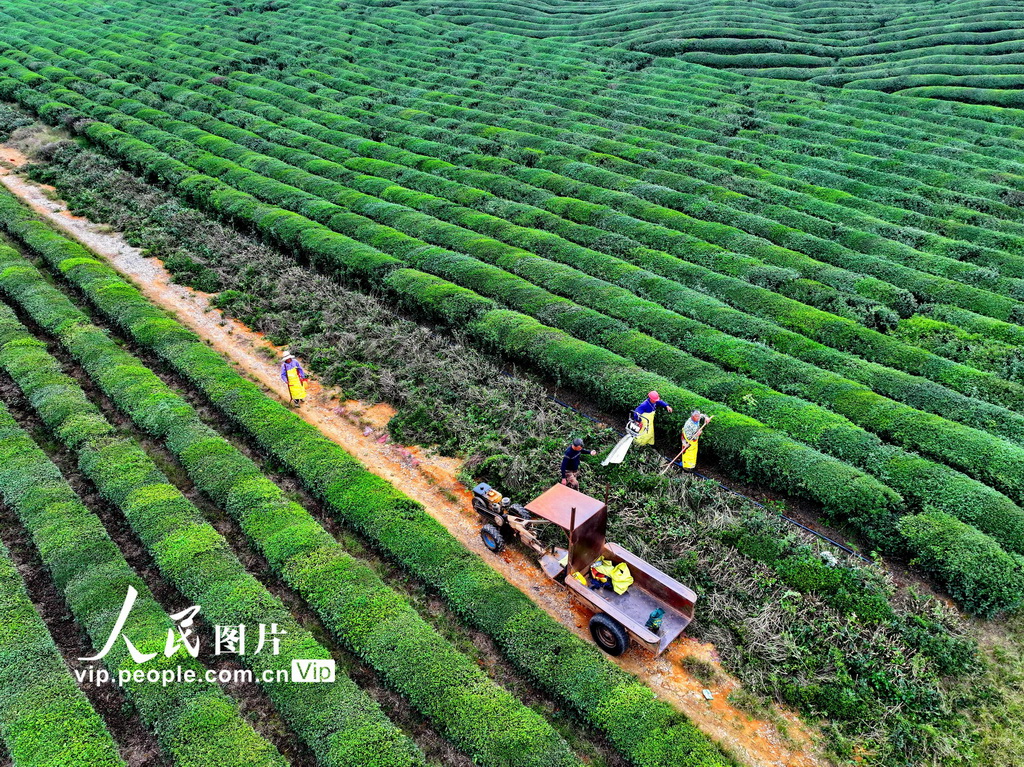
[525,484,606,530]
[606,543,697,619]
[568,506,607,577]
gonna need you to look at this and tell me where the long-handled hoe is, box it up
[659,447,684,475]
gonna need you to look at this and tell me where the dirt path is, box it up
[0,150,827,767]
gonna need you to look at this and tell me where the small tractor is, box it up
[472,482,696,657]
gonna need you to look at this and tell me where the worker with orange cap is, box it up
[629,391,672,446]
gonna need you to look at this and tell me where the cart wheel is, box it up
[480,524,505,553]
[590,614,629,656]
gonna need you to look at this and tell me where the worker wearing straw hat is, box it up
[280,350,309,406]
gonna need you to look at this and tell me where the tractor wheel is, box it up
[589,613,629,656]
[480,524,505,553]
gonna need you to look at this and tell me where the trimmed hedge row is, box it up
[82,38,905,327]
[0,180,763,767]
[101,65,1015,397]
[0,243,579,767]
[893,315,1023,381]
[0,75,908,533]
[53,29,1024,410]
[144,26,1024,313]
[16,5,1024,401]
[898,511,1024,619]
[71,0,1024,191]
[0,408,287,767]
[135,7,1024,295]
[107,63,1024,427]
[70,117,911,524]
[0,539,126,767]
[42,42,908,326]
[0,140,1017,626]
[42,80,1024,536]
[9,13,1024,321]
[117,13,1024,296]
[6,20,1024,610]
[0,301,426,767]
[221,8,1024,206]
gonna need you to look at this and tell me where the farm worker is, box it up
[280,350,309,406]
[560,438,597,490]
[681,410,714,471]
[630,391,672,446]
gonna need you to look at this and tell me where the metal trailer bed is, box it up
[476,482,696,657]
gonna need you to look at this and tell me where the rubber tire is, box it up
[480,524,505,553]
[590,613,629,656]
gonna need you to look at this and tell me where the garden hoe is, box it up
[659,447,684,475]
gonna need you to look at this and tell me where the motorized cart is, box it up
[472,482,697,657]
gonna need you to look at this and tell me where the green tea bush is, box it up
[0,301,426,767]
[0,245,575,767]
[899,511,1024,618]
[0,405,286,767]
[0,186,737,767]
[0,541,125,767]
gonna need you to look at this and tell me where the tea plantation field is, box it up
[389,0,1024,106]
[1,0,1024,765]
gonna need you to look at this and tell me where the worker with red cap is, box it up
[630,391,672,446]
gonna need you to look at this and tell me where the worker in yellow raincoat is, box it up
[681,410,714,471]
[280,350,309,406]
[630,391,672,446]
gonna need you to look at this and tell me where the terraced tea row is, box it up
[0,187,731,766]
[1,0,1022,614]
[0,538,125,767]
[0,297,447,767]
[12,3,1024,352]
[0,359,290,767]
[0,236,596,767]
[378,0,1024,105]
[79,3,1024,286]
[9,4,1024,335]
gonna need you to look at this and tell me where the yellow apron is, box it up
[681,437,699,469]
[634,411,655,446]
[286,367,306,400]
[592,557,634,595]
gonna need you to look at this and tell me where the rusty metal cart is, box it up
[472,482,696,657]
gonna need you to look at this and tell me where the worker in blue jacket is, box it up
[630,391,672,446]
[560,438,597,490]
